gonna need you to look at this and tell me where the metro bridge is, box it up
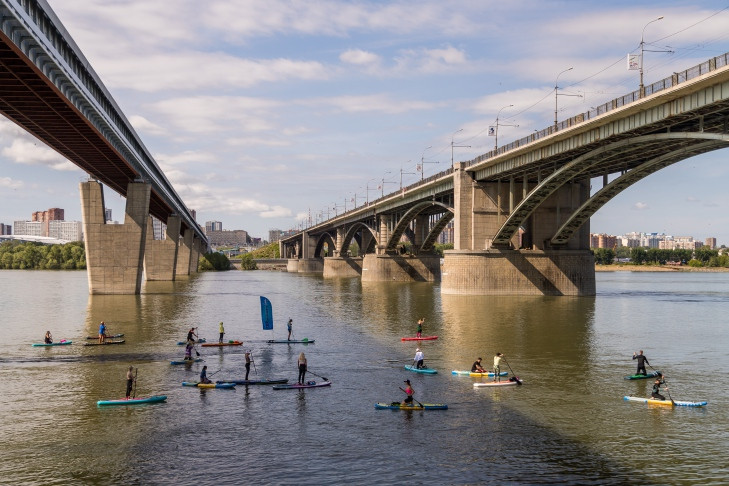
[281,52,729,296]
[0,0,206,294]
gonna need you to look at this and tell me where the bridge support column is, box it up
[298,258,324,273]
[441,249,595,295]
[413,214,429,251]
[189,237,203,273]
[143,215,180,281]
[176,229,193,277]
[361,254,441,282]
[377,215,391,255]
[287,258,300,272]
[80,180,150,295]
[333,228,346,257]
[323,256,363,277]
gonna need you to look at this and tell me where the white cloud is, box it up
[129,115,167,136]
[0,132,76,172]
[260,206,293,218]
[0,177,23,189]
[304,94,439,114]
[395,46,469,74]
[632,202,650,210]
[340,49,381,66]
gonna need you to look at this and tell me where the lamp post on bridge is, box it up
[451,129,470,166]
[419,146,439,181]
[400,162,416,190]
[492,104,517,151]
[380,171,397,196]
[366,178,378,205]
[554,67,581,129]
[638,16,666,98]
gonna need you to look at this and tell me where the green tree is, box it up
[239,253,257,270]
[631,247,647,265]
[200,252,231,271]
[593,248,615,265]
[694,246,718,263]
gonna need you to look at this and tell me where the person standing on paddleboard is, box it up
[416,318,424,338]
[472,357,486,373]
[493,353,503,382]
[297,352,307,384]
[184,341,194,361]
[401,379,414,406]
[186,327,197,343]
[218,322,225,343]
[244,350,252,381]
[414,348,425,369]
[98,321,106,344]
[651,374,667,400]
[287,318,293,341]
[632,350,650,376]
[125,366,135,399]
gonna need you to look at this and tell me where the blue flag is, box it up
[260,296,273,330]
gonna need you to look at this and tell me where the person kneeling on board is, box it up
[651,374,667,400]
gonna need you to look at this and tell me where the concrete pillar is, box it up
[413,214,429,250]
[80,181,150,295]
[361,254,440,282]
[378,214,391,254]
[189,236,202,273]
[176,229,193,277]
[143,215,180,281]
[530,179,591,250]
[334,228,345,257]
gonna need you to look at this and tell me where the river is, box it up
[1,269,727,485]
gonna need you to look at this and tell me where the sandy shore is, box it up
[596,264,729,272]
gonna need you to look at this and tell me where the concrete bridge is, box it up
[282,52,729,295]
[0,0,207,294]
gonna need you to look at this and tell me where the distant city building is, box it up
[48,220,83,241]
[269,229,283,242]
[208,230,249,247]
[205,221,223,234]
[13,220,44,237]
[152,217,166,240]
[705,237,717,249]
[32,207,64,222]
[590,233,617,249]
[0,223,11,235]
[438,221,454,244]
[14,207,83,241]
[105,208,112,222]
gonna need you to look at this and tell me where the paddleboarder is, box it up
[297,352,307,384]
[400,379,414,406]
[493,353,503,382]
[125,366,136,399]
[98,321,106,344]
[651,374,667,400]
[416,318,424,338]
[44,331,53,344]
[184,341,194,361]
[219,322,225,343]
[632,350,650,376]
[471,357,486,373]
[287,318,293,341]
[200,365,211,384]
[244,350,252,380]
[414,348,425,369]
[186,327,198,343]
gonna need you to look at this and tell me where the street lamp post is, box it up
[366,178,378,205]
[639,16,664,98]
[554,67,573,129]
[400,162,416,190]
[493,104,517,151]
[451,128,471,165]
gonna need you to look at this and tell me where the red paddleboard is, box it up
[401,336,438,341]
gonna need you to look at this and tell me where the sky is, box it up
[2,1,729,244]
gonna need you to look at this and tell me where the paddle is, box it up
[502,357,522,385]
[307,369,328,382]
[399,387,424,408]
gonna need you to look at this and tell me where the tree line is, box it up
[0,241,86,269]
[593,246,728,267]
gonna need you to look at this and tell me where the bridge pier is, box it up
[361,254,441,282]
[143,215,180,281]
[176,229,193,277]
[323,256,363,278]
[80,181,150,295]
[297,258,324,274]
[441,249,595,296]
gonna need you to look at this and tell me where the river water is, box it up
[1,269,727,485]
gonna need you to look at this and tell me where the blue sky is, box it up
[2,1,729,244]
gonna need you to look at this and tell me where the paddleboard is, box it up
[401,336,438,341]
[623,396,707,407]
[32,340,72,347]
[201,341,243,347]
[97,395,167,406]
[375,402,448,410]
[272,380,331,389]
[404,365,437,374]
[451,370,508,377]
[170,358,203,365]
[86,334,124,340]
[83,340,125,346]
[181,382,236,389]
[215,378,288,385]
[176,338,206,345]
[267,339,314,344]
[624,371,661,380]
[473,379,522,387]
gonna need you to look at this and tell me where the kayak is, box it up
[182,382,236,389]
[401,336,438,341]
[32,340,72,347]
[452,370,508,377]
[97,395,167,406]
[215,378,288,385]
[404,365,437,374]
[83,340,125,346]
[267,339,315,344]
[176,338,206,345]
[201,341,243,347]
[272,380,331,390]
[170,358,203,365]
[623,396,707,407]
[473,379,523,387]
[86,334,124,340]
[624,371,661,380]
[375,402,448,410]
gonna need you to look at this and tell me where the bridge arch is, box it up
[341,222,377,256]
[385,201,454,253]
[314,232,336,257]
[492,132,729,246]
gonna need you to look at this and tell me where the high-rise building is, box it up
[705,237,717,249]
[48,220,83,241]
[13,221,44,236]
[105,208,112,222]
[152,217,166,240]
[208,230,248,247]
[0,223,11,235]
[206,221,223,233]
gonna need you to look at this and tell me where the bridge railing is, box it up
[302,51,729,232]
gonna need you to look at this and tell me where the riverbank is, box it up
[596,264,729,272]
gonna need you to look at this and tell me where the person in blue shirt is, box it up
[200,365,211,384]
[287,318,293,341]
[98,321,106,344]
